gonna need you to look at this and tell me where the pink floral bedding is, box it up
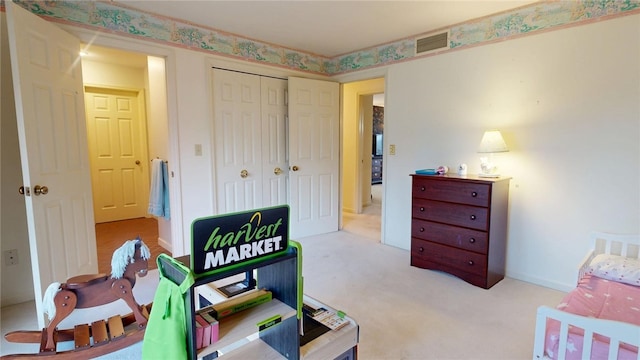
[545,275,640,359]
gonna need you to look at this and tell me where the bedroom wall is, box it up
[379,14,639,291]
[3,10,637,300]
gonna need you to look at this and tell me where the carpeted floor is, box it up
[1,208,566,359]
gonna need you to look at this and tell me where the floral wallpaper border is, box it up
[7,0,640,76]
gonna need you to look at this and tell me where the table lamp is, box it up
[477,130,508,177]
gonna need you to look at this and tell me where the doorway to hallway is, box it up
[340,78,385,243]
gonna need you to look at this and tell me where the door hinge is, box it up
[285,89,288,106]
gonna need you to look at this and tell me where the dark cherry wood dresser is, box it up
[410,174,511,289]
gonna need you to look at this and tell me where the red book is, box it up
[195,315,210,348]
[194,316,203,349]
[200,310,219,344]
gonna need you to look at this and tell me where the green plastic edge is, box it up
[289,240,303,320]
[256,314,282,329]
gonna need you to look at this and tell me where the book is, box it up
[194,316,203,349]
[208,288,272,319]
[195,314,211,347]
[199,310,220,344]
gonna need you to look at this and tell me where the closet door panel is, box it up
[213,69,262,213]
[261,77,288,207]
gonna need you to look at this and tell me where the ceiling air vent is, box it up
[415,32,449,54]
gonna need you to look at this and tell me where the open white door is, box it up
[6,2,98,328]
[288,77,340,238]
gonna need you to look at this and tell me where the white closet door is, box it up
[212,69,262,213]
[261,77,289,207]
[288,77,340,238]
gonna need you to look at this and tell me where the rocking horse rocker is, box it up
[3,237,153,359]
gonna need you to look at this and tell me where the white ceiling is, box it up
[114,0,537,57]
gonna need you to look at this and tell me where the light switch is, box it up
[195,144,202,156]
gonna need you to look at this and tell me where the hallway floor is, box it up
[342,184,382,241]
[95,217,171,273]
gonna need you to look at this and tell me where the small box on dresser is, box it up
[410,174,511,289]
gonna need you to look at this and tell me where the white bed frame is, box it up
[532,231,640,360]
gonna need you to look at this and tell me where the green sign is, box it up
[190,205,289,275]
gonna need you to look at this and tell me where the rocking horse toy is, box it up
[2,237,153,359]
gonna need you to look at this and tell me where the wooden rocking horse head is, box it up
[110,236,151,280]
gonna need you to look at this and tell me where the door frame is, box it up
[66,28,185,254]
[340,78,385,215]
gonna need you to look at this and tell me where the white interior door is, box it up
[212,69,262,213]
[288,77,340,238]
[85,87,150,223]
[260,77,288,206]
[6,2,98,328]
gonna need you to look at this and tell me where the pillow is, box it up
[587,254,640,286]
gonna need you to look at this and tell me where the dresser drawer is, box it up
[411,239,487,277]
[411,219,488,254]
[412,198,488,231]
[412,177,490,207]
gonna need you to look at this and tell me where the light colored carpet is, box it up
[1,225,565,359]
[297,232,565,359]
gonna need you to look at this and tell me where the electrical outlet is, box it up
[4,249,18,266]
[389,144,396,155]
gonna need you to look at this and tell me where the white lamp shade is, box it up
[478,130,509,153]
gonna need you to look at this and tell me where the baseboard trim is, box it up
[158,236,172,253]
[507,272,572,292]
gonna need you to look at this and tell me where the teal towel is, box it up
[148,159,170,219]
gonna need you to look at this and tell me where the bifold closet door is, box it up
[212,70,288,213]
[212,69,263,213]
[260,77,289,207]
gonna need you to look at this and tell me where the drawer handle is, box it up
[419,247,424,252]
[471,191,478,197]
[421,186,426,191]
[469,238,476,243]
[467,260,474,266]
[420,207,425,212]
[470,215,476,220]
[420,227,425,232]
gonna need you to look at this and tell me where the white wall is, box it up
[381,15,639,291]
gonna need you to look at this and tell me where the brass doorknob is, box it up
[18,186,25,195]
[274,167,282,175]
[33,185,49,196]
[291,165,299,171]
[135,160,141,165]
[240,169,249,178]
